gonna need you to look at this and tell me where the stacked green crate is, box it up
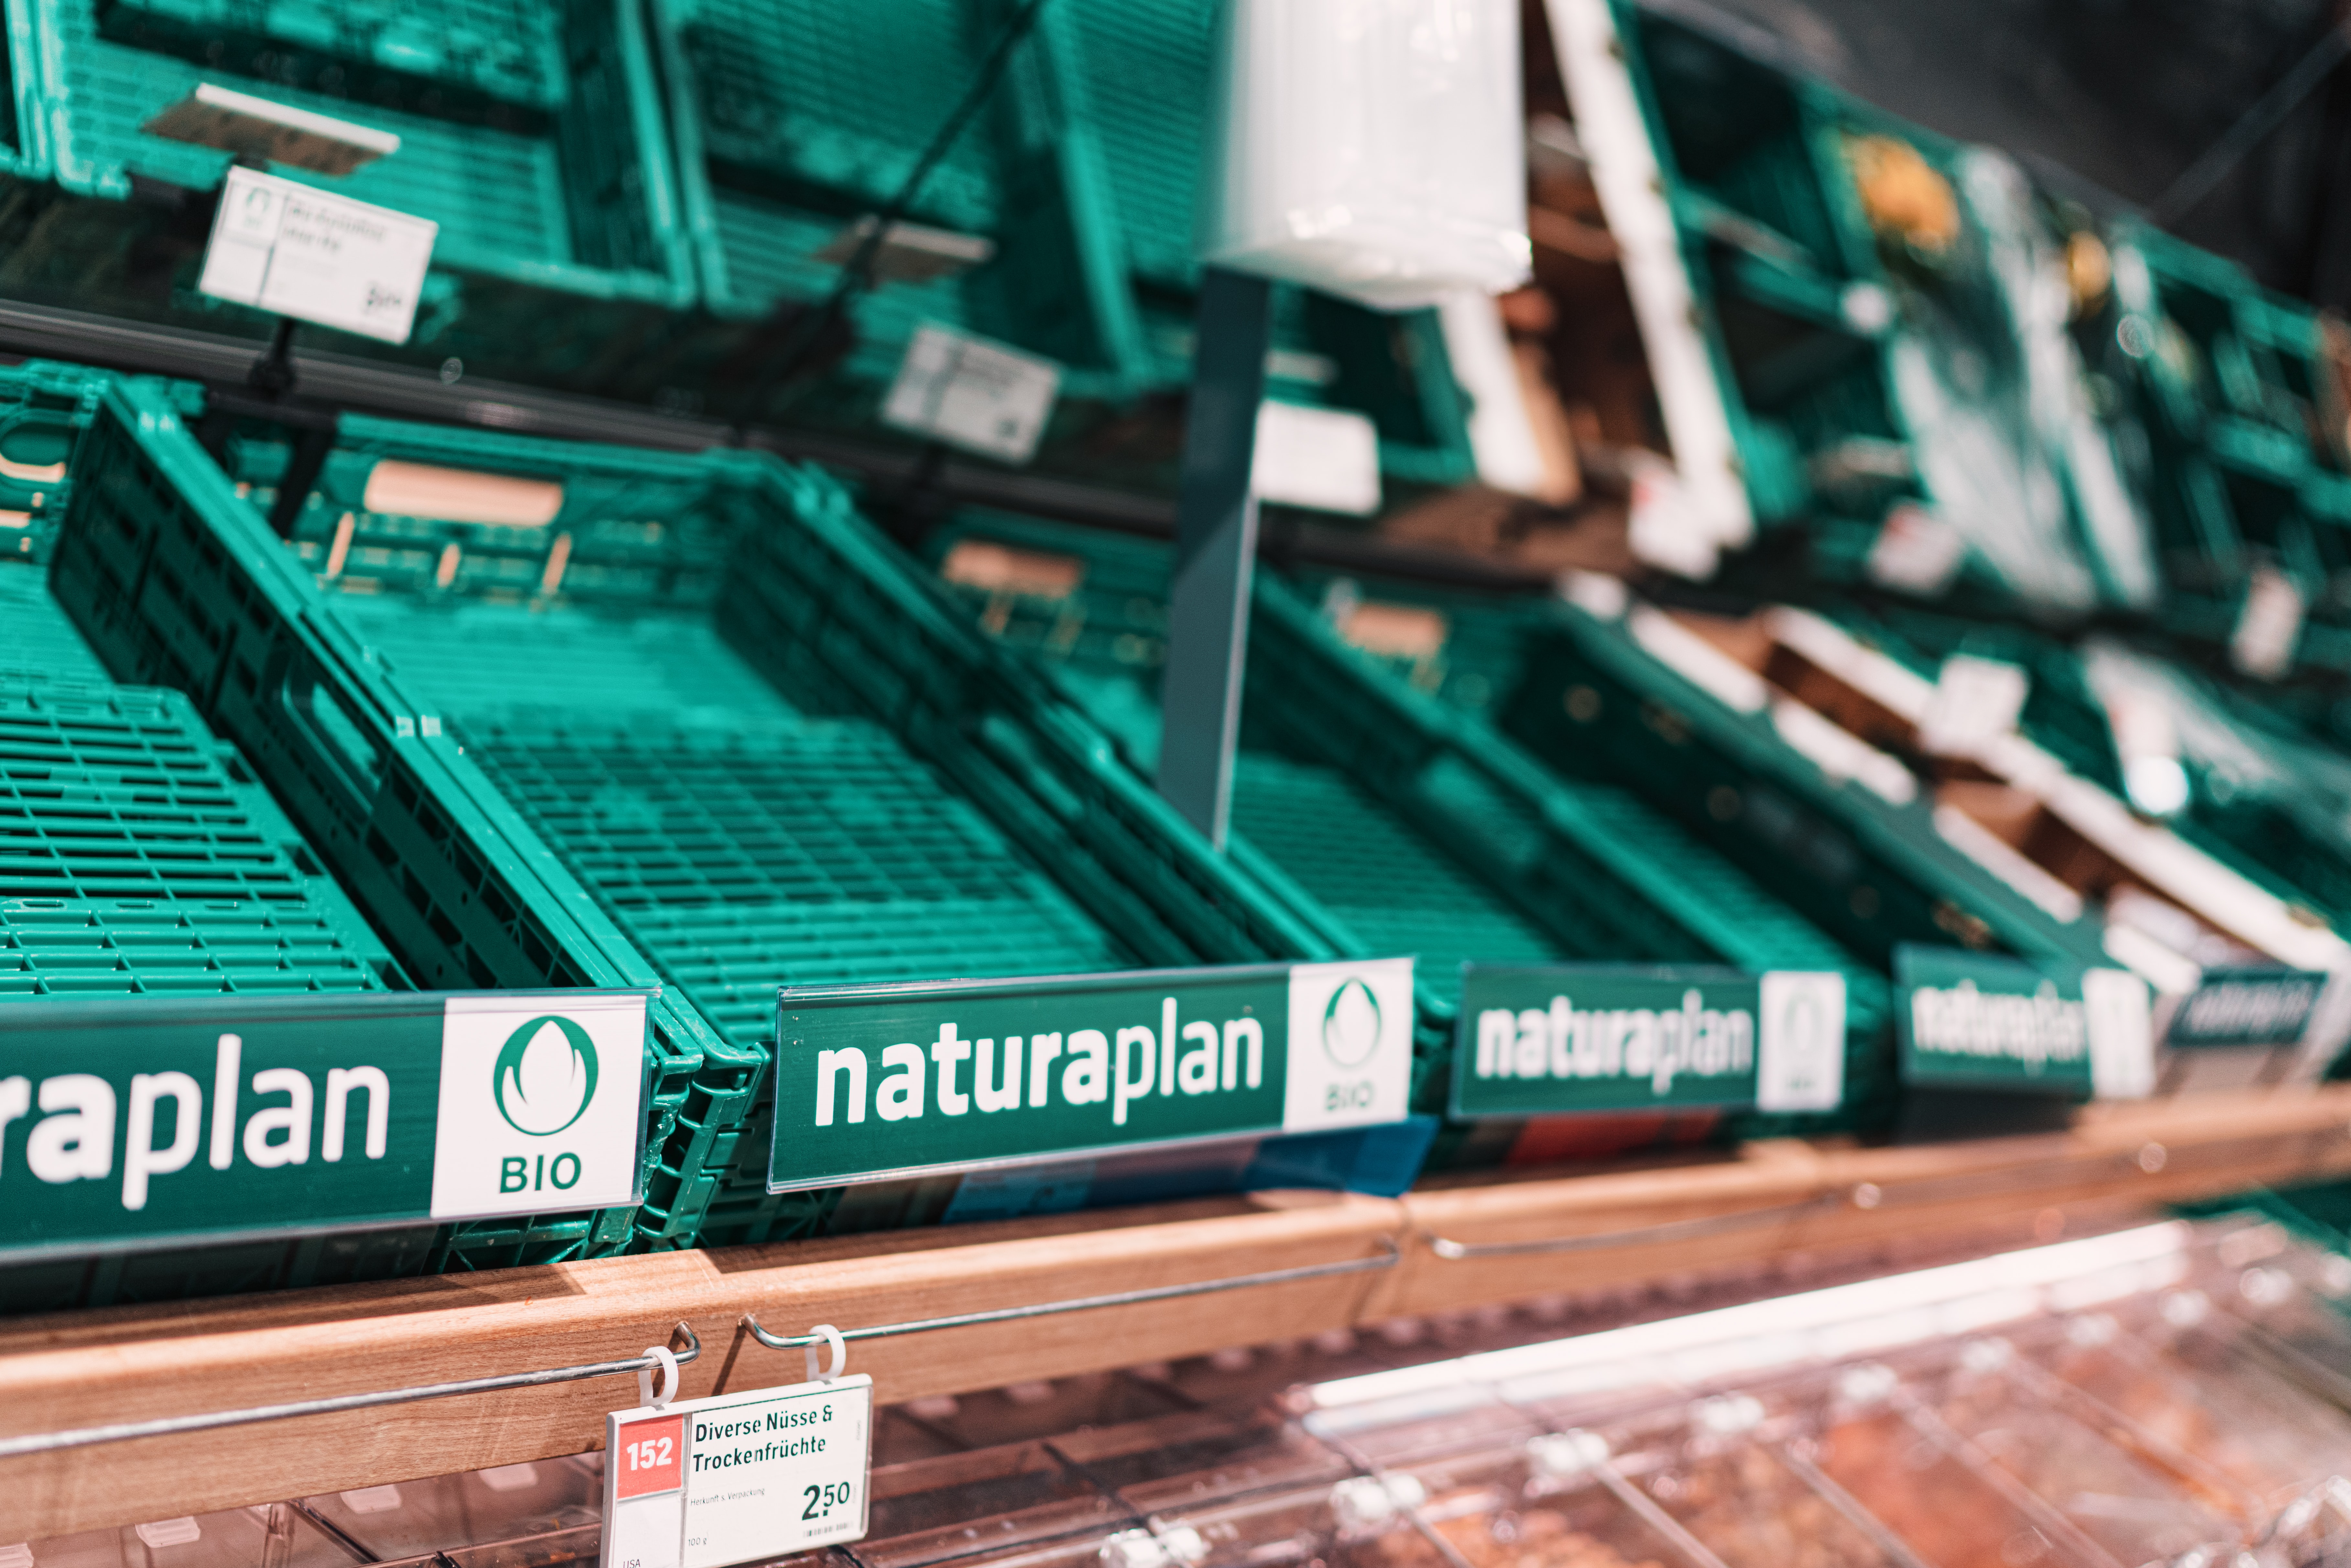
[929,512,1892,1157]
[0,0,694,381]
[1256,563,2116,990]
[185,411,1355,1238]
[1602,0,2154,609]
[43,372,763,1274]
[2092,223,2351,675]
[0,363,465,1310]
[1818,601,2351,941]
[642,0,1149,401]
[640,0,1474,484]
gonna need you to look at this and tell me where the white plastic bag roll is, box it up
[1196,0,1531,310]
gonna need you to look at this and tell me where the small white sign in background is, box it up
[198,165,437,344]
[1252,400,1382,516]
[882,324,1060,464]
[604,1376,874,1568]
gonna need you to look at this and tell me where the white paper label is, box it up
[198,166,437,343]
[1251,401,1383,516]
[1918,655,2029,757]
[1866,502,1968,596]
[602,1377,874,1568]
[2083,967,2156,1100]
[2231,564,2305,681]
[429,992,646,1219]
[881,325,1061,463]
[1280,958,1416,1133]
[1756,971,1847,1113]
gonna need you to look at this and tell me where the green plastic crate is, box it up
[0,0,695,381]
[1817,601,2351,942]
[0,363,505,1309]
[929,512,1893,1158]
[642,0,1150,399]
[191,409,1350,1240]
[38,370,749,1279]
[1259,564,2116,988]
[100,0,573,113]
[1608,1,2155,612]
[635,0,1475,486]
[2093,223,2351,675]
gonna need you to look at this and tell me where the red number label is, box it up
[613,1414,684,1499]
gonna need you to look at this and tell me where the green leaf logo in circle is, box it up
[492,1016,600,1137]
[1322,978,1383,1068]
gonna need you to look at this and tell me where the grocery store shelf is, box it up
[5,1088,2350,1538]
[1383,1087,2351,1316]
[0,297,1556,592]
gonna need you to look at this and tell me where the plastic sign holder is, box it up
[0,989,653,1259]
[604,1333,873,1568]
[1893,945,2152,1140]
[198,165,438,345]
[766,960,1415,1192]
[1450,964,1847,1118]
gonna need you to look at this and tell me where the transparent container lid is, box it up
[25,1505,359,1568]
[1592,1397,1926,1568]
[2018,1304,2351,1515]
[1900,1335,2244,1564]
[301,1459,602,1560]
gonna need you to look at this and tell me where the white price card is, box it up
[603,1375,873,1568]
[881,324,1061,464]
[198,165,437,344]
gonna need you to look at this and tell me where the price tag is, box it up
[602,1376,873,1568]
[881,324,1060,464]
[198,165,438,344]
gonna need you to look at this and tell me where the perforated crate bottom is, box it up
[1229,752,1563,1007]
[0,669,396,994]
[332,592,1134,1044]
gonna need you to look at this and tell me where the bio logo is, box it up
[491,1016,598,1197]
[1322,979,1383,1068]
[493,1016,600,1135]
[1320,975,1385,1115]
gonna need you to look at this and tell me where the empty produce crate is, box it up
[1345,566,2349,999]
[0,0,695,381]
[1811,600,2351,959]
[637,0,1475,486]
[2092,221,2351,678]
[37,365,749,1280]
[165,406,1390,1238]
[1565,0,2154,607]
[0,362,513,1311]
[930,512,1891,1163]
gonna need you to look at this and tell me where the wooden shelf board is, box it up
[3,1087,2348,1539]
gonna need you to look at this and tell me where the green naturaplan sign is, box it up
[766,960,1416,1191]
[0,989,652,1256]
[1895,945,2152,1098]
[2164,968,2331,1049]
[1450,964,1847,1119]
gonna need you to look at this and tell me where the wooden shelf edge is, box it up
[5,1088,2349,1538]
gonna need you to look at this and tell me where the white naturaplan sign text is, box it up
[604,1376,874,1568]
[198,165,437,344]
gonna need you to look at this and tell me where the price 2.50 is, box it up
[803,1481,855,1521]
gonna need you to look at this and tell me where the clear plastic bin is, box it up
[1592,1398,1923,1568]
[1903,1336,2244,1564]
[18,1506,357,1568]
